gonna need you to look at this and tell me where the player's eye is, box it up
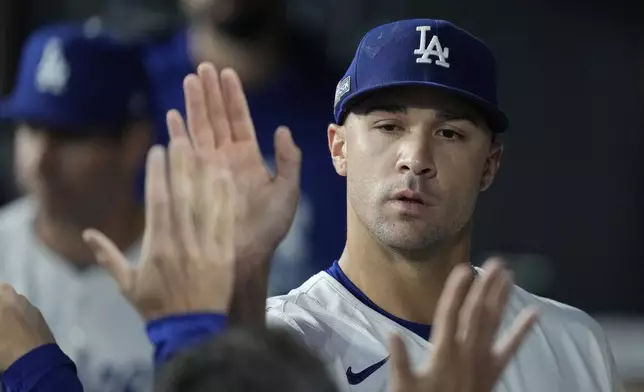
[436,128,464,140]
[374,122,402,133]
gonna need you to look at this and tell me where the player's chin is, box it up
[385,236,437,252]
[381,223,443,248]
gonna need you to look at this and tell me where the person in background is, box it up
[156,328,340,392]
[142,0,345,295]
[0,21,154,392]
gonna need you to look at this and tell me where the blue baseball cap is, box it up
[0,20,148,132]
[333,18,508,132]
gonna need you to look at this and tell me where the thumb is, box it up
[274,126,302,186]
[83,228,136,292]
[389,334,413,392]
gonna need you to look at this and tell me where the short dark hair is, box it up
[155,327,339,392]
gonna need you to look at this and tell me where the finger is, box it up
[166,109,190,143]
[494,307,539,368]
[143,146,172,251]
[388,334,413,392]
[274,127,302,185]
[431,264,473,347]
[458,259,505,343]
[198,63,232,147]
[168,138,200,260]
[0,282,17,298]
[83,229,136,291]
[220,68,259,144]
[184,74,215,155]
[203,162,236,267]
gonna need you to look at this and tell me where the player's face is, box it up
[14,123,146,226]
[329,87,502,252]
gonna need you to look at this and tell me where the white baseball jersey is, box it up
[0,198,153,392]
[267,261,624,392]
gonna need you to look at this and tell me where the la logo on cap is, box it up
[414,26,450,68]
[35,38,71,96]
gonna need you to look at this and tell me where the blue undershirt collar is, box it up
[325,260,431,341]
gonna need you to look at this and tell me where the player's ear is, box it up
[328,123,347,177]
[480,136,503,192]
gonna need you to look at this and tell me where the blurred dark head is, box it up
[180,0,285,38]
[155,327,339,392]
[0,21,151,227]
[13,122,150,229]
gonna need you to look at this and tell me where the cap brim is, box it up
[0,96,86,128]
[337,81,509,133]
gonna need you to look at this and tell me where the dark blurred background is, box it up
[1,0,642,386]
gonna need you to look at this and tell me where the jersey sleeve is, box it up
[2,344,84,392]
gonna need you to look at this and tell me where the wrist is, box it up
[236,240,274,269]
[229,268,269,327]
[236,252,272,279]
[141,305,229,323]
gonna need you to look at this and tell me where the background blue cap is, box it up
[0,20,149,132]
[333,18,508,132]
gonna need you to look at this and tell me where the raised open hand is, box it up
[168,62,302,323]
[174,63,302,263]
[389,260,538,392]
[83,135,236,322]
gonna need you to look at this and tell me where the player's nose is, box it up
[397,159,434,176]
[396,138,436,177]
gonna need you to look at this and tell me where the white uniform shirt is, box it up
[0,198,153,392]
[267,261,624,392]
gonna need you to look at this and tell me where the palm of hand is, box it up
[215,139,300,260]
[388,262,539,392]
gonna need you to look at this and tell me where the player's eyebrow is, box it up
[435,108,482,126]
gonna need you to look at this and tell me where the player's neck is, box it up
[339,214,472,326]
[34,200,144,269]
[187,22,284,89]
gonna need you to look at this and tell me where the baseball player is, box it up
[0,22,154,391]
[152,18,623,391]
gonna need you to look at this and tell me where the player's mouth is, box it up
[393,189,429,204]
[389,189,432,216]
